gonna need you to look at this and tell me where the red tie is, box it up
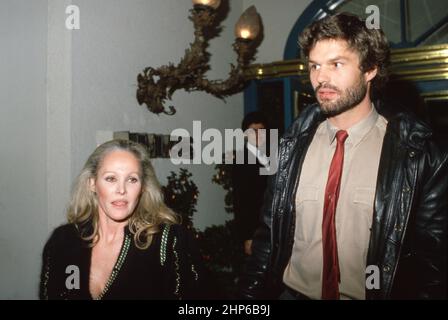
[322,130,348,300]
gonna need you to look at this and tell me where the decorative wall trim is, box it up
[421,90,448,101]
[244,60,307,80]
[244,44,448,82]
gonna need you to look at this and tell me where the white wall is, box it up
[0,0,48,299]
[0,0,310,299]
[47,0,73,238]
[243,0,312,63]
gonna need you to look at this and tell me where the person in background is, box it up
[40,139,206,300]
[232,111,270,256]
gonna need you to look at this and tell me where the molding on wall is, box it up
[421,90,448,101]
[245,44,448,82]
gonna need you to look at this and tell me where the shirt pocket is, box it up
[353,187,375,207]
[351,187,375,248]
[295,185,319,242]
[296,185,318,205]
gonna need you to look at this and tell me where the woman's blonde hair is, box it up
[67,139,180,249]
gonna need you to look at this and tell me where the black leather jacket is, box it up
[239,102,447,300]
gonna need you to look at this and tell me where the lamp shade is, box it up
[192,0,221,10]
[235,6,261,40]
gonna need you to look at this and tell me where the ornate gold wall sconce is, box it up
[137,0,262,115]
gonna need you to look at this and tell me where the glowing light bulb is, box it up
[240,29,251,39]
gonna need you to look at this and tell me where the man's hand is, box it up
[244,239,253,255]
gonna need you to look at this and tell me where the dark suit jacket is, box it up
[232,144,268,243]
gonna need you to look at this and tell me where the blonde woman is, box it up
[40,140,205,300]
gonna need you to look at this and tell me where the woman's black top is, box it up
[39,223,205,300]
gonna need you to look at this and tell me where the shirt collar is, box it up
[326,104,379,148]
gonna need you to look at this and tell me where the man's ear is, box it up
[364,66,378,83]
[89,178,96,193]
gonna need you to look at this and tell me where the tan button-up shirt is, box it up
[283,107,387,300]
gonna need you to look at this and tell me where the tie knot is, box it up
[335,130,348,144]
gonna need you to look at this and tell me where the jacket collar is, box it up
[284,101,433,151]
[282,103,324,140]
[375,99,432,151]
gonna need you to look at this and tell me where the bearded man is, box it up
[238,12,447,300]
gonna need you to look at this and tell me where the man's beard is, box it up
[315,75,368,117]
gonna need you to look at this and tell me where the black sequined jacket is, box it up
[39,223,205,300]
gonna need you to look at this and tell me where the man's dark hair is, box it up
[298,12,390,95]
[242,111,269,131]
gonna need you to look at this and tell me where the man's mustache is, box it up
[315,83,341,94]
